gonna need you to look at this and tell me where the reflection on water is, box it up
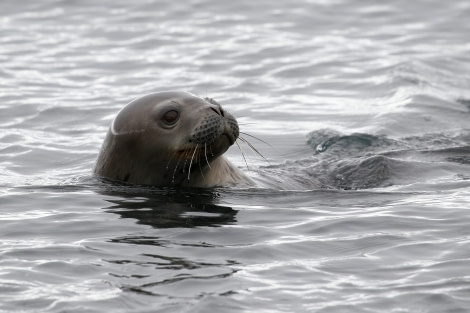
[95,187,244,304]
[102,187,237,228]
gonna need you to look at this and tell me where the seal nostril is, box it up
[210,107,221,116]
[209,106,225,117]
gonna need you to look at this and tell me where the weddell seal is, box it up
[93,91,253,187]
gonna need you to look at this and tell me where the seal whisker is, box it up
[165,152,173,170]
[240,132,272,147]
[239,136,269,163]
[172,153,184,183]
[182,150,190,173]
[235,140,251,171]
[204,143,212,169]
[166,150,179,172]
[188,144,199,180]
[198,151,206,180]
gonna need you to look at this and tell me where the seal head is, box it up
[94,91,251,187]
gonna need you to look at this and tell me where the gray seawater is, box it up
[1,0,470,312]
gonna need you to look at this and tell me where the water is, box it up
[1,0,470,312]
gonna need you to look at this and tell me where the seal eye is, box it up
[162,110,179,125]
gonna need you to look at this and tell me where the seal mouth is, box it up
[222,132,235,145]
[176,133,234,162]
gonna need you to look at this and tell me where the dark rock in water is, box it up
[254,129,470,191]
[328,155,392,190]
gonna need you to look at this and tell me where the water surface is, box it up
[1,0,470,312]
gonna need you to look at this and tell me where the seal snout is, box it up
[190,106,239,147]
